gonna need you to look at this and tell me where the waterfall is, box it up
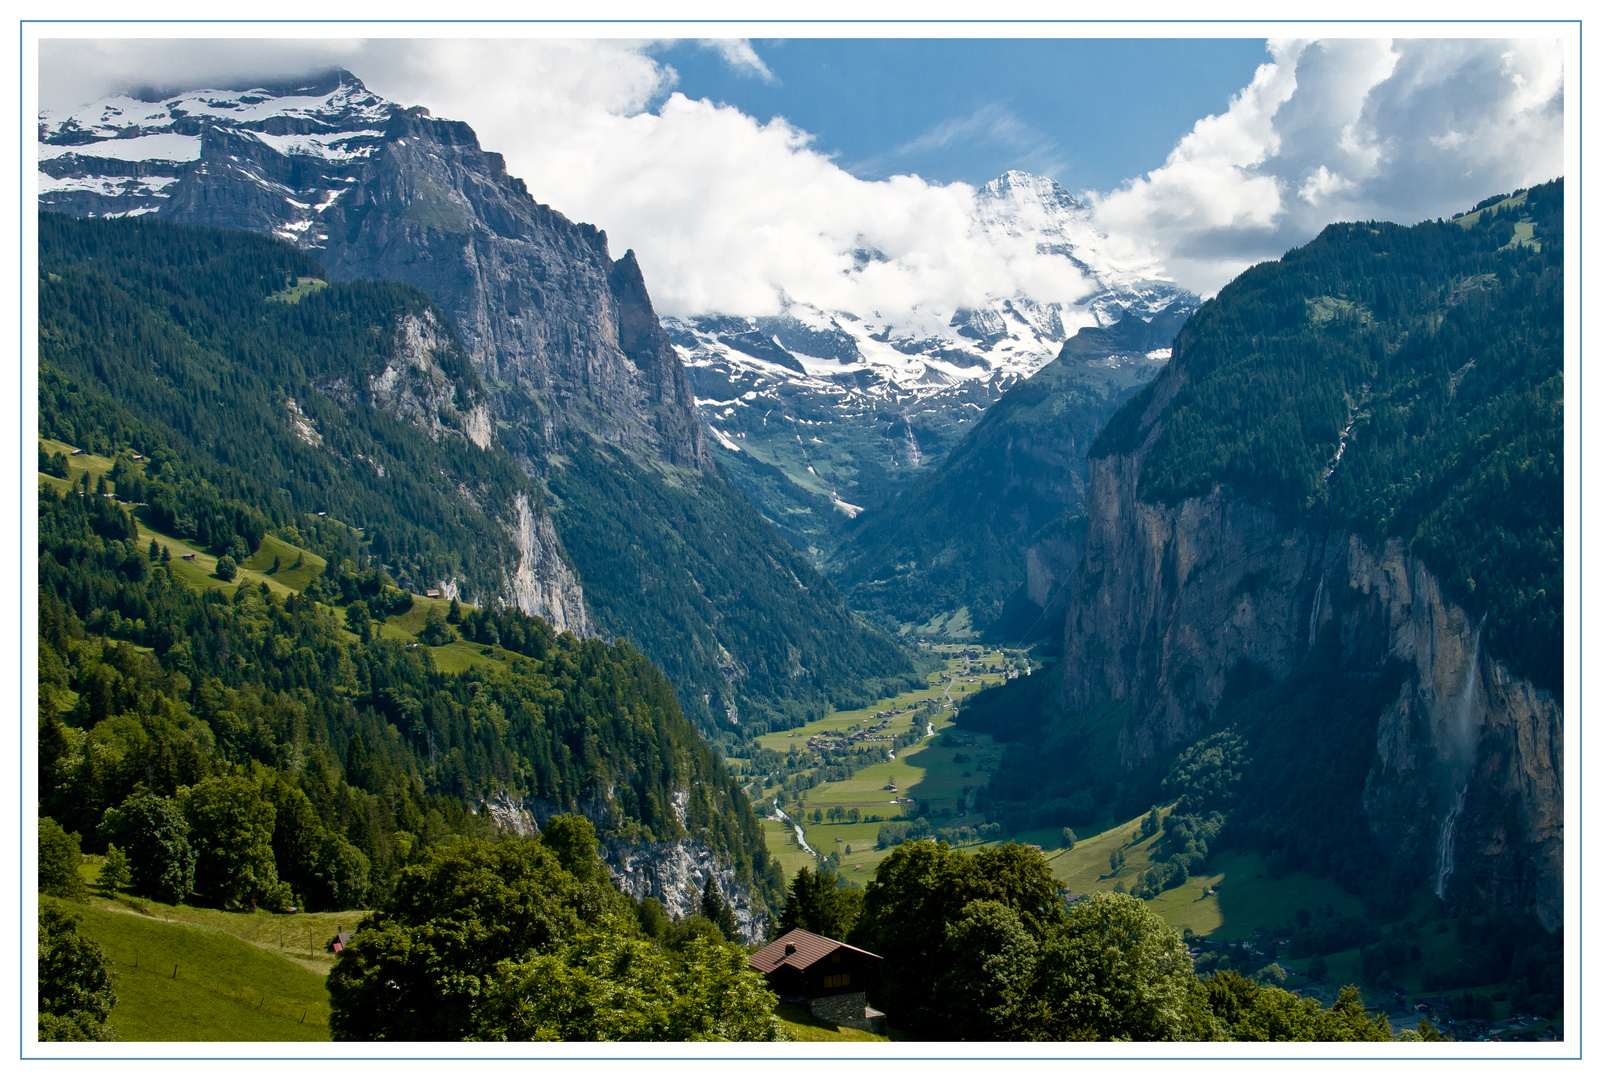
[1435,786,1468,899]
[1450,617,1486,758]
[1434,618,1485,900]
[1307,575,1325,649]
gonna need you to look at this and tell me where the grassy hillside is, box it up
[48,897,333,1041]
[1045,815,1364,940]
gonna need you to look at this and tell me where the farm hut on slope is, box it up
[748,928,886,1033]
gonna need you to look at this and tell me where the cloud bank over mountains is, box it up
[40,35,1564,309]
[1092,38,1566,293]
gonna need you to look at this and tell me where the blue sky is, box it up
[650,39,1271,193]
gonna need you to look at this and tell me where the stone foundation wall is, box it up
[808,992,867,1025]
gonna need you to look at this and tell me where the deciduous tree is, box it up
[39,817,86,900]
[38,902,117,1041]
[99,791,194,903]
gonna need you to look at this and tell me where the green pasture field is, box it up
[762,819,818,882]
[48,896,336,1041]
[39,437,116,482]
[239,533,327,593]
[139,518,326,603]
[266,276,330,304]
[372,597,521,675]
[1148,850,1364,939]
[755,647,1026,888]
[1045,807,1364,938]
[755,647,1014,755]
[800,721,996,820]
[76,861,364,975]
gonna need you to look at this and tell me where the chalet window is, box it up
[822,973,851,990]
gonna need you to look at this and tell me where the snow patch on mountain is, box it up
[671,171,1197,557]
[37,71,397,227]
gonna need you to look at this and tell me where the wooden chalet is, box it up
[748,928,886,1031]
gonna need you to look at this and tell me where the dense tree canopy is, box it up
[326,829,780,1042]
[845,840,1418,1042]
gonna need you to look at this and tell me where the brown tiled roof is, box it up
[748,928,882,973]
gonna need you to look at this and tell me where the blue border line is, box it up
[18,16,1582,1057]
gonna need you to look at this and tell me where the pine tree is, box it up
[701,876,738,940]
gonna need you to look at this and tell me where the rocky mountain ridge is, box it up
[830,301,1193,640]
[669,171,1197,559]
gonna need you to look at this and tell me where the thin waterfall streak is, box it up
[1436,786,1468,899]
[1435,616,1486,901]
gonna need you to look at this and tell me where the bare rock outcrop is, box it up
[480,791,765,941]
[503,494,590,637]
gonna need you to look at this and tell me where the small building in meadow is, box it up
[748,928,886,1033]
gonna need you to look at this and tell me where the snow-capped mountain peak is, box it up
[670,171,1197,556]
[38,71,398,233]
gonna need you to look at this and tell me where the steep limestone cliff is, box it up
[317,107,711,473]
[1052,187,1563,926]
[503,493,590,637]
[1061,453,1318,765]
[313,304,592,626]
[1059,392,1562,931]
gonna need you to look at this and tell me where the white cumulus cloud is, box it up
[1090,38,1564,294]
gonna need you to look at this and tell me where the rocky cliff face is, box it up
[39,70,707,623]
[503,494,590,637]
[481,792,765,941]
[317,106,710,473]
[310,304,591,625]
[603,838,766,941]
[1060,446,1563,929]
[320,308,476,444]
[1344,536,1563,930]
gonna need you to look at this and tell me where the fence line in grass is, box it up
[106,949,330,1029]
